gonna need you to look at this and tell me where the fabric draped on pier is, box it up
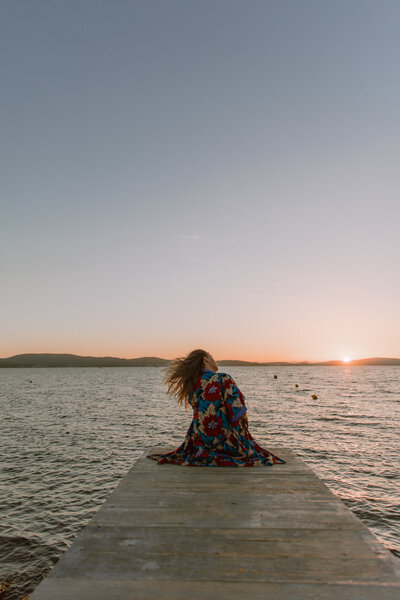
[147,370,286,467]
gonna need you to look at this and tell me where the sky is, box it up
[1,0,399,362]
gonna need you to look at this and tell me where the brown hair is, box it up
[164,348,209,409]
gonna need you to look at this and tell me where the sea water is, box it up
[1,366,399,599]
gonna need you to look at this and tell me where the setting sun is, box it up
[342,356,351,363]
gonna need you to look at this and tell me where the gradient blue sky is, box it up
[1,0,399,361]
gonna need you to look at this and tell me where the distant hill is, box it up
[218,360,312,366]
[219,357,400,366]
[0,353,170,368]
[0,353,399,368]
[315,357,400,366]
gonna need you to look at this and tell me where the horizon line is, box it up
[1,352,400,363]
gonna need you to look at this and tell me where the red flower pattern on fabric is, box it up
[202,414,224,437]
[204,381,221,402]
[224,378,232,390]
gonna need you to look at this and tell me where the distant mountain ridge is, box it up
[218,357,400,366]
[0,353,399,367]
[0,353,169,368]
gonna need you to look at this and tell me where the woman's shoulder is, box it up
[217,371,229,378]
[215,371,235,384]
[201,370,231,382]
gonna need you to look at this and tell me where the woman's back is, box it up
[191,369,246,436]
[148,354,286,467]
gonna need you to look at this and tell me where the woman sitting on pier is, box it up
[147,349,286,467]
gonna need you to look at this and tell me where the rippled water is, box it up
[1,366,399,599]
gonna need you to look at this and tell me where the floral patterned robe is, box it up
[147,369,286,467]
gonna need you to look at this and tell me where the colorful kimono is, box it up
[147,370,286,467]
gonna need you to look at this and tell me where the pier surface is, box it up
[30,446,400,599]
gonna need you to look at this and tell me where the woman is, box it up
[147,349,286,467]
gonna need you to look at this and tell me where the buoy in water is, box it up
[312,394,318,399]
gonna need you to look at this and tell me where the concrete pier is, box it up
[29,446,400,599]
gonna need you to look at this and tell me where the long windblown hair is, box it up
[164,349,209,409]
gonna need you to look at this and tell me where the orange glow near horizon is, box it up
[1,343,392,363]
[0,333,396,364]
